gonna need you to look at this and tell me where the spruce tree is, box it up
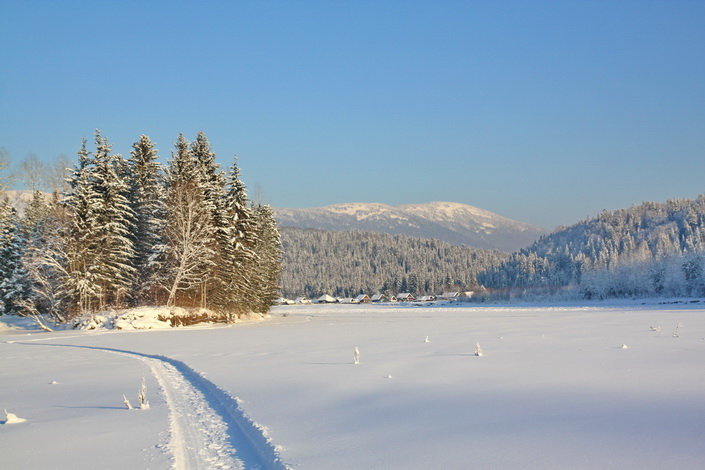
[213,158,257,317]
[0,197,25,315]
[91,131,136,308]
[250,204,282,313]
[128,135,165,305]
[190,132,227,306]
[61,139,102,315]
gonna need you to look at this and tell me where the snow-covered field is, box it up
[2,302,705,469]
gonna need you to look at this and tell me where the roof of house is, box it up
[440,292,460,298]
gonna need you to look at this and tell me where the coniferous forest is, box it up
[280,227,507,298]
[478,197,705,299]
[0,131,282,323]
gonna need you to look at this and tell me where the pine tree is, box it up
[127,135,165,305]
[90,131,136,308]
[61,139,101,315]
[213,159,257,317]
[0,197,26,315]
[250,204,282,313]
[190,132,228,307]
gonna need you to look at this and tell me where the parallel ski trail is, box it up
[16,342,289,470]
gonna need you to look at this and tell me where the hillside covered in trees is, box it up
[280,227,507,298]
[0,131,282,324]
[478,197,705,299]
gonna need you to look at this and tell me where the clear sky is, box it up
[1,1,704,229]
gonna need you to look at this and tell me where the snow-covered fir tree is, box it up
[250,204,283,313]
[189,132,228,307]
[0,196,24,315]
[127,135,165,304]
[1,131,282,323]
[211,158,257,316]
[61,138,102,315]
[89,131,136,308]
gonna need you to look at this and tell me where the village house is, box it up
[396,293,415,302]
[439,292,461,301]
[370,294,388,303]
[316,294,337,304]
[354,294,371,303]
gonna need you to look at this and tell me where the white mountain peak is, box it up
[274,201,545,252]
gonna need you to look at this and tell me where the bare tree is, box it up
[18,153,46,191]
[46,154,72,194]
[162,178,215,307]
[0,147,11,191]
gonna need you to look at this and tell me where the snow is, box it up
[2,410,27,424]
[3,302,705,469]
[72,306,262,331]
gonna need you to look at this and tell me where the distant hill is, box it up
[478,196,705,298]
[280,227,507,298]
[274,201,545,252]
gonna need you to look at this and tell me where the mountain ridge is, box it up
[274,201,545,252]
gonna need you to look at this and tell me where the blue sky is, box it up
[1,1,704,229]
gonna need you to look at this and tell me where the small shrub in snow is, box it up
[123,394,133,410]
[353,347,360,365]
[424,336,430,343]
[620,344,629,349]
[649,325,661,332]
[673,322,681,338]
[138,378,149,410]
[474,342,483,357]
[2,409,26,424]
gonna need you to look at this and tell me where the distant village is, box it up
[275,291,475,305]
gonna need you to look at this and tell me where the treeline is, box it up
[0,131,282,322]
[280,227,507,298]
[478,197,705,299]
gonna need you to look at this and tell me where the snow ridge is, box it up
[274,201,546,252]
[18,343,289,470]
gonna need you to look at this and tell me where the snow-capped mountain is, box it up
[274,202,545,252]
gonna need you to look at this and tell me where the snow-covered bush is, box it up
[2,409,27,424]
[138,379,149,410]
[474,342,483,357]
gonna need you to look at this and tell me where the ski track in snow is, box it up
[15,342,289,470]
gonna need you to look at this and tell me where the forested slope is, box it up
[280,227,506,298]
[478,197,705,298]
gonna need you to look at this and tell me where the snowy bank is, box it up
[73,306,267,330]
